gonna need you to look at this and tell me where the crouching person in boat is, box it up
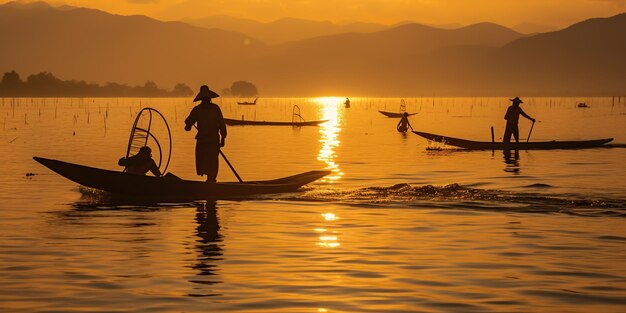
[185,85,227,182]
[118,146,162,176]
[503,97,535,143]
[397,112,413,133]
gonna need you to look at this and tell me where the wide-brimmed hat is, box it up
[193,85,219,102]
[509,97,523,104]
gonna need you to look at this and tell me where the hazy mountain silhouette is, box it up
[494,13,626,95]
[0,1,264,89]
[241,22,524,95]
[513,22,559,34]
[1,1,624,96]
[184,15,388,44]
[241,14,625,96]
[266,22,522,57]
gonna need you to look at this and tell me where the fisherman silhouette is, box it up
[185,85,227,182]
[344,97,351,108]
[503,97,535,143]
[118,146,162,176]
[396,112,414,133]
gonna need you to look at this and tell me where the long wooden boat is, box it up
[378,111,417,118]
[224,118,328,126]
[413,131,613,150]
[34,157,330,200]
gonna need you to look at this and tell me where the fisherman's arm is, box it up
[149,160,162,177]
[520,109,535,122]
[184,108,197,131]
[217,107,227,147]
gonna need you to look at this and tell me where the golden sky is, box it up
[5,0,626,27]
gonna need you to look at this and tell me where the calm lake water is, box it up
[1,97,626,312]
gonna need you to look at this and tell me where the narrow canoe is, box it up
[378,111,417,118]
[34,157,330,201]
[224,118,328,126]
[413,131,613,150]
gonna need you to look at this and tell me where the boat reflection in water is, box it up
[503,149,520,174]
[189,201,223,296]
[314,97,344,183]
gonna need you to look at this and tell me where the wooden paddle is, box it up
[219,150,243,183]
[191,124,243,182]
[526,120,535,143]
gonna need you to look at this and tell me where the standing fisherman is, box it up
[503,97,535,143]
[185,85,227,182]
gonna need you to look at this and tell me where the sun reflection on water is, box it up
[317,212,340,248]
[314,97,344,183]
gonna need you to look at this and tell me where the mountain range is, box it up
[184,15,555,45]
[1,1,624,96]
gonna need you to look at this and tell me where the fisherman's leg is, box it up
[513,126,520,143]
[503,128,512,143]
[195,141,210,176]
[206,146,219,182]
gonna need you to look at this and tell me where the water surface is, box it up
[1,97,625,312]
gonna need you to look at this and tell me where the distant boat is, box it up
[226,104,327,126]
[413,131,613,150]
[379,98,416,117]
[33,157,330,201]
[577,102,589,108]
[379,111,417,118]
[237,98,258,105]
[224,118,328,126]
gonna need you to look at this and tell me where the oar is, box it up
[526,120,535,143]
[219,150,243,183]
[192,124,243,182]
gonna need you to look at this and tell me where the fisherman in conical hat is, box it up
[185,85,227,182]
[503,97,535,143]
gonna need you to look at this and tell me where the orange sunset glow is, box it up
[1,0,625,312]
[10,0,624,27]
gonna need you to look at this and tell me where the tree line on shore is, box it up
[0,70,260,98]
[0,71,194,97]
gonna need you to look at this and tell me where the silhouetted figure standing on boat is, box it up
[397,112,413,133]
[185,85,227,182]
[503,97,535,143]
[344,97,350,108]
[118,146,162,176]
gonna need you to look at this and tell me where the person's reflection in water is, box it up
[503,149,520,174]
[189,201,223,294]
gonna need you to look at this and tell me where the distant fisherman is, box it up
[344,97,351,108]
[503,97,535,143]
[397,112,413,133]
[185,85,227,182]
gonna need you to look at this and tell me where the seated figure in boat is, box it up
[118,146,162,176]
[397,112,413,133]
[503,97,535,143]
